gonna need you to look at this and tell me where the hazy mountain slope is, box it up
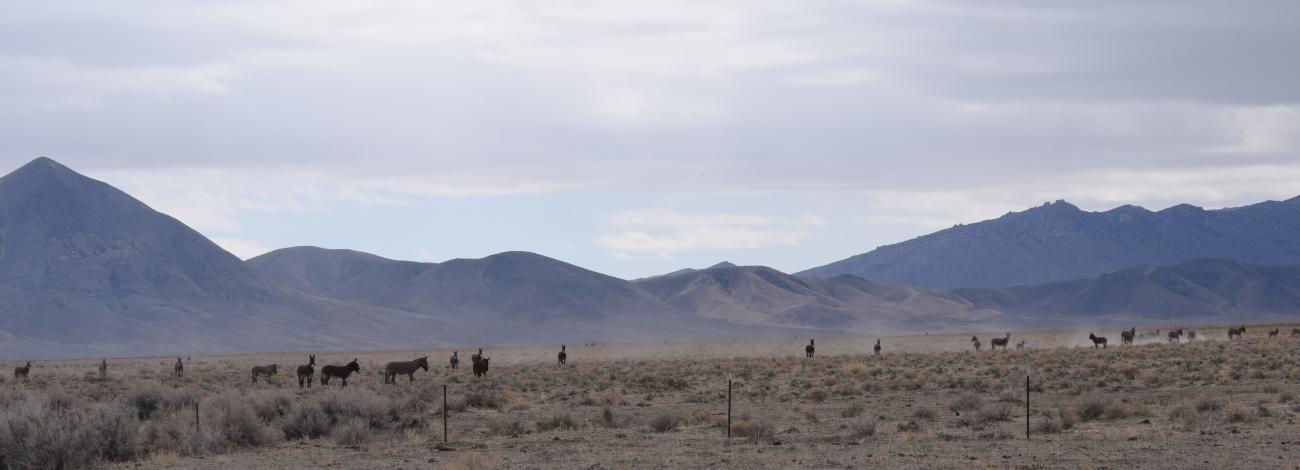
[954,258,1300,321]
[251,248,679,321]
[248,248,802,343]
[0,158,445,359]
[800,198,1300,289]
[634,264,1004,332]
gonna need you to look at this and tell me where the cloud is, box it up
[4,0,1298,195]
[3,0,1300,277]
[598,210,824,259]
[856,163,1300,237]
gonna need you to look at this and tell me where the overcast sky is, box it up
[3,0,1299,278]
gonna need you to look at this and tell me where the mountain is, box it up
[249,247,676,321]
[633,263,1004,332]
[954,258,1300,322]
[247,248,794,343]
[4,157,1299,358]
[633,261,739,281]
[0,158,442,358]
[800,198,1300,288]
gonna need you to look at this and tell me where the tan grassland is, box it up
[2,324,1299,469]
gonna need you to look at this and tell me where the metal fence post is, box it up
[443,382,449,443]
[1025,373,1030,440]
[727,372,732,440]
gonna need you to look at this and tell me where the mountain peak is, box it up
[1036,199,1081,212]
[2,157,84,185]
[708,261,738,269]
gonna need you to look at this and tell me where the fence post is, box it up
[726,372,732,440]
[193,402,200,434]
[1025,373,1030,440]
[442,382,449,443]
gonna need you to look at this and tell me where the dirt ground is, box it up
[6,325,1300,469]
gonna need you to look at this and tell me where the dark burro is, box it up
[321,359,361,387]
[251,364,278,383]
[296,354,315,388]
[383,356,429,384]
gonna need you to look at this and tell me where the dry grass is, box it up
[0,325,1295,469]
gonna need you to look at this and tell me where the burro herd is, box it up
[6,343,571,385]
[8,327,1300,382]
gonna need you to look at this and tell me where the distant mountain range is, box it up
[0,158,445,358]
[800,198,1300,289]
[1,157,1298,358]
[953,257,1300,322]
[634,264,1001,331]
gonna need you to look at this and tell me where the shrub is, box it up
[281,401,330,440]
[140,412,221,456]
[976,406,1011,424]
[848,419,877,439]
[601,407,618,428]
[1195,397,1223,413]
[92,403,143,462]
[650,413,679,433]
[1076,399,1108,421]
[896,420,922,433]
[1225,407,1252,423]
[808,388,830,402]
[0,393,144,469]
[205,392,278,448]
[463,390,503,410]
[911,407,936,420]
[446,451,497,470]
[126,385,166,420]
[1034,416,1062,434]
[841,404,865,418]
[949,394,982,414]
[317,389,398,429]
[332,418,370,448]
[732,420,777,443]
[536,414,578,432]
[490,420,527,437]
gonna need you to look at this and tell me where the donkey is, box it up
[251,364,278,383]
[1187,330,1197,341]
[13,361,30,379]
[1168,329,1183,344]
[971,336,982,352]
[321,359,361,387]
[1088,333,1107,349]
[297,354,316,388]
[805,339,815,358]
[1292,328,1300,337]
[990,333,1011,351]
[1228,326,1246,340]
[472,356,491,378]
[471,348,484,364]
[1120,326,1135,345]
[1268,328,1279,337]
[174,357,184,378]
[450,351,460,369]
[873,339,881,356]
[384,356,429,384]
[99,359,108,379]
[558,345,568,365]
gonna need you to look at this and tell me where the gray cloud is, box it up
[1,0,1298,197]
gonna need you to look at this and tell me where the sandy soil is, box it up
[6,324,1299,469]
